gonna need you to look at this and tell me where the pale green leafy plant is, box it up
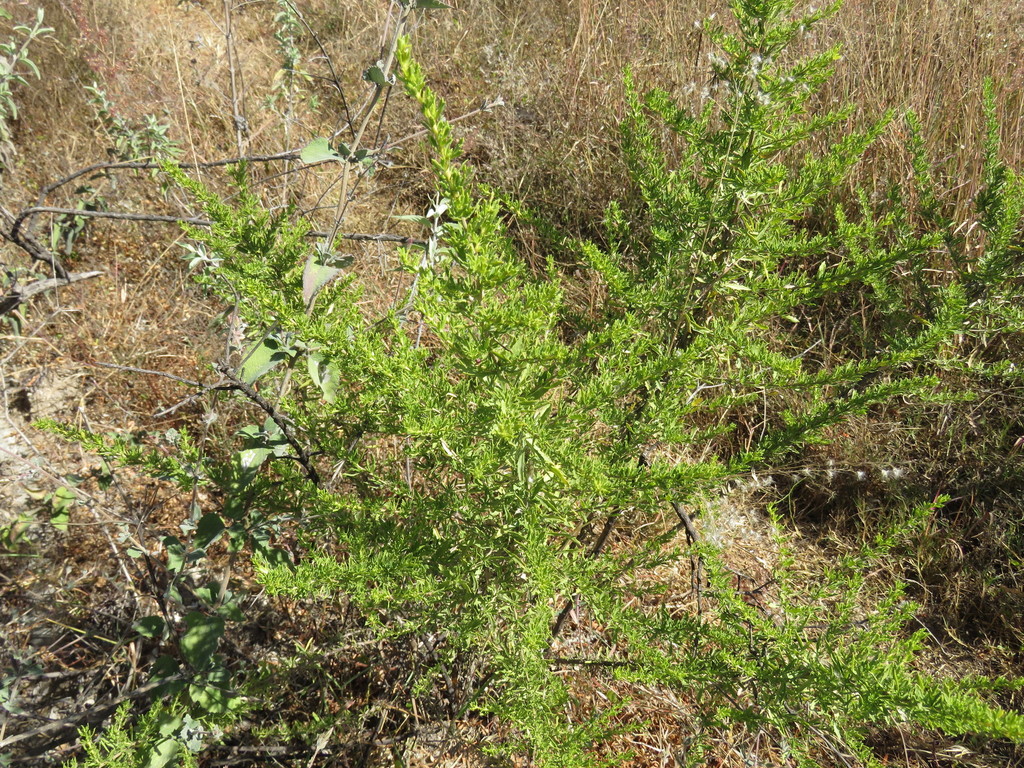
[46,0,1024,765]
[71,702,205,768]
[0,7,52,163]
[84,83,180,166]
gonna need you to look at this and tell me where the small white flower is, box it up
[708,52,727,69]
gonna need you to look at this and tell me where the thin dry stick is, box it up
[90,361,209,389]
[223,0,247,159]
[0,204,67,279]
[0,673,188,754]
[672,500,706,612]
[388,97,505,149]
[172,33,202,181]
[12,207,426,246]
[10,152,302,276]
[549,479,709,644]
[549,510,621,640]
[671,500,700,545]
[325,4,414,249]
[0,271,102,316]
[282,0,354,137]
[213,363,321,487]
[91,360,321,486]
[279,0,353,137]
[35,153,299,206]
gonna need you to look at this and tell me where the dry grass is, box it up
[2,0,1024,765]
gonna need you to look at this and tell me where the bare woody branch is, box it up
[0,270,103,317]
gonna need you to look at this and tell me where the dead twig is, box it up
[35,153,301,207]
[88,360,321,486]
[0,674,187,756]
[214,363,320,487]
[89,361,211,390]
[11,206,427,247]
[672,500,706,612]
[0,271,103,316]
[222,0,248,159]
[280,0,354,137]
[550,510,621,640]
[0,204,68,279]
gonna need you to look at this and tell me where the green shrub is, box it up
[71,702,204,768]
[51,0,1024,764]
